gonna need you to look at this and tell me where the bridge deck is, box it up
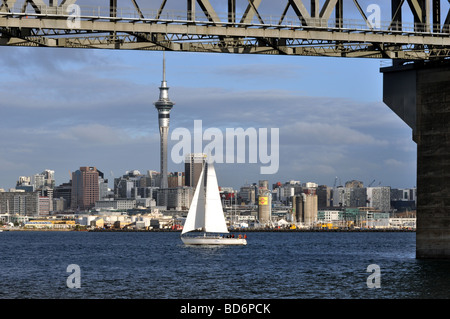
[0,1,449,59]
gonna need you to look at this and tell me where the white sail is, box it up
[180,161,246,245]
[181,167,206,235]
[204,162,229,234]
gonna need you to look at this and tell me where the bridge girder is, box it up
[0,0,449,60]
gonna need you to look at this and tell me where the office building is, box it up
[71,166,99,211]
[168,172,185,188]
[0,191,39,216]
[317,185,332,208]
[54,182,72,209]
[185,153,206,188]
[367,186,391,213]
[156,187,193,210]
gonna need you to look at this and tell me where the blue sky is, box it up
[0,0,420,190]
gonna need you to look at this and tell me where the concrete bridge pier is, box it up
[382,61,450,259]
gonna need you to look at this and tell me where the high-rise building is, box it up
[42,169,55,188]
[54,182,72,209]
[0,191,39,216]
[168,172,185,188]
[71,167,99,211]
[367,186,391,213]
[238,185,255,205]
[154,52,174,189]
[114,170,143,199]
[185,153,207,188]
[344,187,367,207]
[292,194,303,223]
[317,185,332,208]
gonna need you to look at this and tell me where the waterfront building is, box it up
[23,219,75,229]
[317,210,343,228]
[95,199,137,211]
[317,208,376,228]
[154,52,174,189]
[356,207,390,228]
[389,217,416,229]
[71,166,100,211]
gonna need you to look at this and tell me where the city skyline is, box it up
[0,47,416,191]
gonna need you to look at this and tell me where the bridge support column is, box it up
[382,61,450,259]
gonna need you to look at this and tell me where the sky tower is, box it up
[154,52,174,189]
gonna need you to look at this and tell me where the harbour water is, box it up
[0,231,448,300]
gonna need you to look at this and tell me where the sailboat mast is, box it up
[203,162,208,232]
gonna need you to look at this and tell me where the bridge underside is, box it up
[382,61,450,259]
[0,0,449,60]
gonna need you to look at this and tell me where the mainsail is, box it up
[181,162,228,235]
[204,163,229,233]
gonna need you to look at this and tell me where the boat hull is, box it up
[181,235,247,246]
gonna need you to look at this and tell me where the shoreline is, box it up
[88,228,415,233]
[2,228,415,233]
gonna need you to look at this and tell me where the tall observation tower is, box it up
[154,52,174,189]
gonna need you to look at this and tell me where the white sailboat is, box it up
[181,161,247,245]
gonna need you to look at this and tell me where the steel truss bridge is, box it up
[0,0,449,60]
